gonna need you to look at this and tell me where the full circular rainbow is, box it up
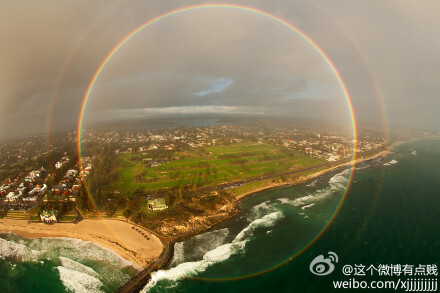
[77,3,359,280]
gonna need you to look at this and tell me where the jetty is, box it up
[116,242,174,293]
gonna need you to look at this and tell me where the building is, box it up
[147,198,168,211]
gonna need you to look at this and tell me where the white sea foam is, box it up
[277,168,349,209]
[251,201,271,212]
[170,242,185,267]
[57,266,103,293]
[143,240,246,291]
[143,211,284,291]
[306,180,318,187]
[192,228,229,246]
[328,169,350,191]
[233,212,283,243]
[354,165,368,170]
[301,203,315,210]
[1,234,136,292]
[31,237,140,270]
[59,256,99,278]
[412,150,417,156]
[171,228,230,266]
[277,198,291,205]
[277,189,332,207]
[0,238,42,262]
[249,200,275,219]
[384,159,399,166]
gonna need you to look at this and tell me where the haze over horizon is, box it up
[1,0,439,140]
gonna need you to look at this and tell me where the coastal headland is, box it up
[234,148,392,201]
[0,147,393,270]
[0,142,397,293]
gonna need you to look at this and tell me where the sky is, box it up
[1,0,439,140]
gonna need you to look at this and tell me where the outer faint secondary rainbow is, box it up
[310,0,389,141]
[76,3,359,279]
[44,1,125,151]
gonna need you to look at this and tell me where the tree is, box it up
[105,204,117,217]
[123,208,132,221]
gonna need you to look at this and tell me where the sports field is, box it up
[115,143,323,192]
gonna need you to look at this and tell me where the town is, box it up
[0,121,389,233]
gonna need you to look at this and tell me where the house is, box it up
[147,198,168,211]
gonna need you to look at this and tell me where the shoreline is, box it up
[168,146,397,244]
[0,144,401,288]
[0,218,163,269]
[234,148,392,201]
[0,148,394,259]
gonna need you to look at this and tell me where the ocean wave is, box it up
[354,165,368,170]
[0,234,136,292]
[172,228,230,265]
[301,203,315,210]
[170,242,184,267]
[383,159,399,166]
[143,240,246,291]
[251,201,271,212]
[249,201,274,219]
[0,238,43,262]
[143,211,284,291]
[57,266,103,293]
[306,180,318,187]
[328,168,350,191]
[277,198,291,205]
[233,212,284,243]
[28,237,139,270]
[59,256,99,278]
[277,168,349,209]
[277,189,332,208]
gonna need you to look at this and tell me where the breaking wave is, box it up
[57,266,103,293]
[143,240,247,291]
[0,234,138,292]
[171,228,230,266]
[301,203,315,210]
[384,159,399,166]
[306,180,318,187]
[249,200,275,219]
[59,256,99,278]
[277,168,349,209]
[143,212,284,291]
[0,237,43,262]
[170,242,184,267]
[233,212,284,243]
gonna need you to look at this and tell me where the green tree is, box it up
[123,208,132,221]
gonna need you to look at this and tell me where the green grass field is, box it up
[114,143,323,193]
[6,210,29,220]
[60,209,77,222]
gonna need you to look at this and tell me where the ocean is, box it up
[1,139,439,292]
[0,235,138,293]
[143,139,440,292]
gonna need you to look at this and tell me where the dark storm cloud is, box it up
[83,8,346,126]
[1,0,439,139]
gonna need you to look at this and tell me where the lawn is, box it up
[114,143,323,193]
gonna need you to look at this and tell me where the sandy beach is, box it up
[0,218,163,269]
[0,145,399,271]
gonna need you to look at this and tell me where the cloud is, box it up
[1,0,439,139]
[194,78,234,96]
[87,105,265,125]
